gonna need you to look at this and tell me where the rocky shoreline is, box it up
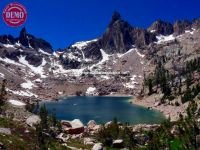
[131,95,189,121]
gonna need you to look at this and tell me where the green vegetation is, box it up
[0,117,38,150]
[0,79,7,113]
[144,57,200,104]
[95,100,200,149]
[96,118,135,149]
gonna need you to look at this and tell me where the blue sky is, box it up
[0,0,200,49]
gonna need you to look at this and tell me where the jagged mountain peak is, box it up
[19,27,27,38]
[192,18,200,29]
[109,11,122,26]
[148,20,174,35]
[173,20,191,35]
[99,12,156,53]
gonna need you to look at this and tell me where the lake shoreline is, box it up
[131,95,188,122]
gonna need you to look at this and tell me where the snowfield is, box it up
[0,57,25,67]
[3,44,15,48]
[21,80,35,89]
[156,35,175,44]
[86,87,96,95]
[123,75,138,89]
[118,47,145,58]
[7,88,38,98]
[72,39,98,50]
[39,48,52,56]
[8,100,26,106]
[18,56,47,78]
[0,73,4,78]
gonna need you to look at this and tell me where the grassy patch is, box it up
[67,139,92,149]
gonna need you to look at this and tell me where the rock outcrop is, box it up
[173,20,191,35]
[26,115,41,127]
[148,20,174,35]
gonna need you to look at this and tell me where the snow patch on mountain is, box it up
[53,52,60,58]
[15,41,21,47]
[0,57,25,67]
[86,87,96,95]
[117,48,135,58]
[89,49,110,70]
[39,49,51,56]
[100,75,110,80]
[52,59,85,77]
[185,30,194,35]
[7,88,38,98]
[135,49,145,58]
[67,52,81,62]
[3,44,15,48]
[123,75,138,89]
[0,73,5,78]
[66,68,85,77]
[99,49,110,63]
[18,56,47,78]
[117,47,145,58]
[8,100,26,106]
[156,35,175,44]
[71,39,98,50]
[150,30,156,33]
[21,80,35,89]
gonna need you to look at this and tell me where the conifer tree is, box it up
[0,79,7,112]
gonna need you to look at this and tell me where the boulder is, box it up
[113,139,124,148]
[0,128,11,135]
[92,143,103,150]
[26,115,41,127]
[0,142,5,149]
[62,119,84,135]
[134,134,149,145]
[56,133,70,143]
[132,124,160,133]
[196,135,200,146]
[154,101,161,107]
[86,87,96,95]
[171,125,180,135]
[105,121,112,127]
[87,120,97,130]
[84,137,96,145]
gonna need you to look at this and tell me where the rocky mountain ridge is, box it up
[0,12,199,102]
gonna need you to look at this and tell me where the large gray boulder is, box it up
[0,128,11,135]
[92,143,103,150]
[26,115,41,127]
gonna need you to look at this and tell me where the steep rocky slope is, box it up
[0,12,199,103]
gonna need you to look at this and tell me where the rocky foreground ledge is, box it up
[55,119,161,149]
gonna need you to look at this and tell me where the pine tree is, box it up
[148,78,153,95]
[39,104,48,129]
[0,79,7,112]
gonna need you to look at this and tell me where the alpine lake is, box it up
[40,96,166,125]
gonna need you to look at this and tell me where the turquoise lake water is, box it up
[40,96,165,125]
